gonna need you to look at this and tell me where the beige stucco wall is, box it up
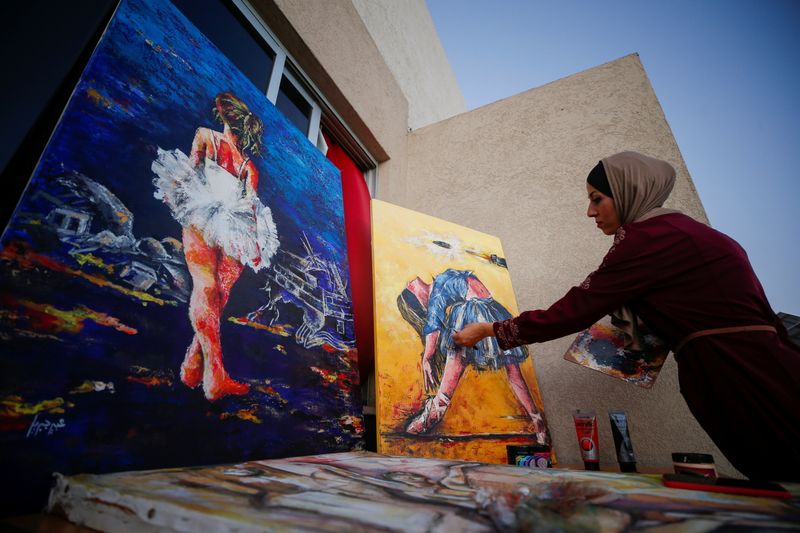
[351,0,467,130]
[391,54,739,476]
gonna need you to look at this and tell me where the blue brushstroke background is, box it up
[0,0,361,514]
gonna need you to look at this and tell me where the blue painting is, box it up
[0,0,362,514]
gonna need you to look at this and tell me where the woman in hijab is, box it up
[453,151,800,481]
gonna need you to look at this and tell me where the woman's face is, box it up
[586,184,621,235]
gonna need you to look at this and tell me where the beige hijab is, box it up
[601,151,680,349]
[602,151,679,224]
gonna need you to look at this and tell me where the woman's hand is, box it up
[453,322,494,347]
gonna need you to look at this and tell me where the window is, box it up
[173,0,319,143]
[173,0,376,193]
[170,0,275,93]
[276,71,313,138]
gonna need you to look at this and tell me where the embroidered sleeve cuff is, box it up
[494,318,523,350]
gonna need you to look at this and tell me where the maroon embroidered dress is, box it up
[494,212,800,480]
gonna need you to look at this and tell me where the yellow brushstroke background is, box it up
[372,200,547,464]
[1,396,68,417]
[73,252,115,274]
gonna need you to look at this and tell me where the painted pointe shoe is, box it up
[405,393,450,435]
[180,349,203,389]
[204,375,250,401]
[203,361,250,401]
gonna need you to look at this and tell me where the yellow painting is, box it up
[372,200,550,463]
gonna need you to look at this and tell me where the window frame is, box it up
[229,0,376,194]
[228,0,318,143]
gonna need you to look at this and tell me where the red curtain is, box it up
[324,133,374,379]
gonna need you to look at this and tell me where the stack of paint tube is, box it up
[573,409,637,472]
[506,410,634,471]
[509,410,717,475]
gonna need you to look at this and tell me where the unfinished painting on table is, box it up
[371,200,549,463]
[0,0,361,515]
[563,316,669,388]
[48,452,800,532]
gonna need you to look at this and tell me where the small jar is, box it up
[672,452,717,478]
[507,444,552,468]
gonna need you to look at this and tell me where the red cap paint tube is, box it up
[608,410,637,473]
[572,410,599,471]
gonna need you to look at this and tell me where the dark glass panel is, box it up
[276,75,312,135]
[172,0,275,93]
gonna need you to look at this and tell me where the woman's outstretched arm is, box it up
[453,323,493,347]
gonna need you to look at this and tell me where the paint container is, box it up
[672,453,717,478]
[572,410,600,471]
[608,410,637,473]
[506,444,552,468]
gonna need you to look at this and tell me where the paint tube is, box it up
[608,410,637,473]
[572,410,599,470]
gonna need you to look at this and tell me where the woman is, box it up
[153,92,279,401]
[454,151,800,480]
[398,269,548,443]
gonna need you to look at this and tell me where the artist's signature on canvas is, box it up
[26,414,66,438]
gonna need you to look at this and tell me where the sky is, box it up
[427,0,799,315]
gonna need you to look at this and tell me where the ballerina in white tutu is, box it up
[153,92,279,401]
